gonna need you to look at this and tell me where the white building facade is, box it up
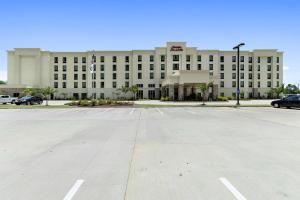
[5,42,283,99]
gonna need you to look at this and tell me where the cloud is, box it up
[0,70,7,81]
[283,66,289,71]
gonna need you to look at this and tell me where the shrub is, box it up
[217,96,229,101]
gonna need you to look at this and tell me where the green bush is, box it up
[217,96,229,101]
[160,96,171,101]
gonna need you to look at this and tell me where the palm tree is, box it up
[117,86,130,99]
[42,87,56,106]
[130,85,139,100]
[197,83,210,105]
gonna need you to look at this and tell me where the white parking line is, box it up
[156,108,164,115]
[63,179,84,200]
[219,177,247,200]
[129,108,135,115]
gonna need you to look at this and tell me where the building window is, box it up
[277,57,280,63]
[267,73,271,79]
[125,81,130,88]
[161,55,165,62]
[62,82,67,88]
[82,65,86,72]
[100,56,105,63]
[74,65,78,72]
[257,65,260,71]
[82,57,86,63]
[82,74,86,80]
[258,81,261,88]
[186,55,191,62]
[209,72,213,76]
[62,74,67,80]
[197,55,202,62]
[161,64,165,70]
[113,73,117,80]
[100,65,104,71]
[232,73,236,79]
[209,55,213,62]
[92,81,96,88]
[249,81,253,88]
[277,81,279,87]
[74,82,78,88]
[112,56,117,63]
[232,81,236,87]
[209,64,213,70]
[267,57,272,63]
[54,57,58,63]
[125,56,129,63]
[150,64,154,70]
[113,65,117,71]
[220,92,224,97]
[138,72,142,79]
[54,82,58,88]
[63,65,67,72]
[74,57,78,63]
[125,73,129,79]
[186,64,190,70]
[249,57,253,63]
[276,65,279,71]
[268,81,272,88]
[267,65,272,71]
[138,64,142,70]
[232,64,236,71]
[138,55,142,62]
[173,63,179,70]
[92,73,96,80]
[241,81,244,87]
[232,56,236,62]
[63,57,67,63]
[240,64,244,71]
[241,73,244,79]
[220,56,224,62]
[54,74,58,80]
[249,73,252,80]
[220,73,224,79]
[100,82,104,88]
[220,81,224,88]
[82,82,86,88]
[150,55,154,62]
[277,73,279,79]
[137,84,143,88]
[258,73,260,79]
[125,65,130,71]
[220,64,224,71]
[249,65,253,71]
[257,57,261,63]
[74,74,78,80]
[198,64,202,70]
[161,73,165,79]
[173,55,179,61]
[113,82,117,88]
[101,73,104,79]
[150,72,154,79]
[240,56,244,62]
[54,65,58,72]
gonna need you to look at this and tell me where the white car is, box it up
[0,95,18,104]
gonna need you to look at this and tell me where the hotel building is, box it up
[3,42,283,99]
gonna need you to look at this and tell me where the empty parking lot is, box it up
[0,107,300,200]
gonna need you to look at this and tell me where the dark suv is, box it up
[15,96,43,105]
[271,95,300,108]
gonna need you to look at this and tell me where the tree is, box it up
[117,86,130,98]
[273,84,285,98]
[42,87,56,106]
[0,80,6,85]
[284,84,299,94]
[23,88,35,96]
[197,83,210,105]
[130,85,139,100]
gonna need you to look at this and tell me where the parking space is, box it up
[0,107,300,200]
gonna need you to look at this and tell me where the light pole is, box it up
[233,43,245,105]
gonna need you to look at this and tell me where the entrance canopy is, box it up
[162,70,211,86]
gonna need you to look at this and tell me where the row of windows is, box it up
[54,55,281,64]
[220,73,280,80]
[54,82,160,89]
[220,81,278,88]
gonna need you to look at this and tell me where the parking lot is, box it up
[0,107,300,200]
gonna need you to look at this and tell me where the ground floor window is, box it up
[148,90,155,99]
[81,93,87,99]
[73,93,79,100]
[137,90,143,99]
[100,93,105,99]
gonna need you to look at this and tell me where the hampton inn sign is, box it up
[170,46,183,51]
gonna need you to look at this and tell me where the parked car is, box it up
[271,95,300,108]
[15,96,43,105]
[0,95,18,104]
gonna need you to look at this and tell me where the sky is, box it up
[0,0,299,85]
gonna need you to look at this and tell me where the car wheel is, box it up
[287,106,291,109]
[11,100,15,104]
[273,103,280,108]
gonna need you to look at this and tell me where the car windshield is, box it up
[20,96,32,100]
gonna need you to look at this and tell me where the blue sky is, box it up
[0,0,299,85]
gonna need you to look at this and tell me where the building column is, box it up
[178,85,184,100]
[169,85,174,100]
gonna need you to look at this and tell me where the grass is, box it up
[0,104,71,109]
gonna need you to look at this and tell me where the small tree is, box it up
[42,87,56,106]
[117,86,130,99]
[197,83,210,105]
[23,88,35,96]
[130,85,139,100]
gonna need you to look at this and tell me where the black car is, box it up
[271,95,300,108]
[15,96,43,105]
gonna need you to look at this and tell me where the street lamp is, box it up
[233,43,245,105]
